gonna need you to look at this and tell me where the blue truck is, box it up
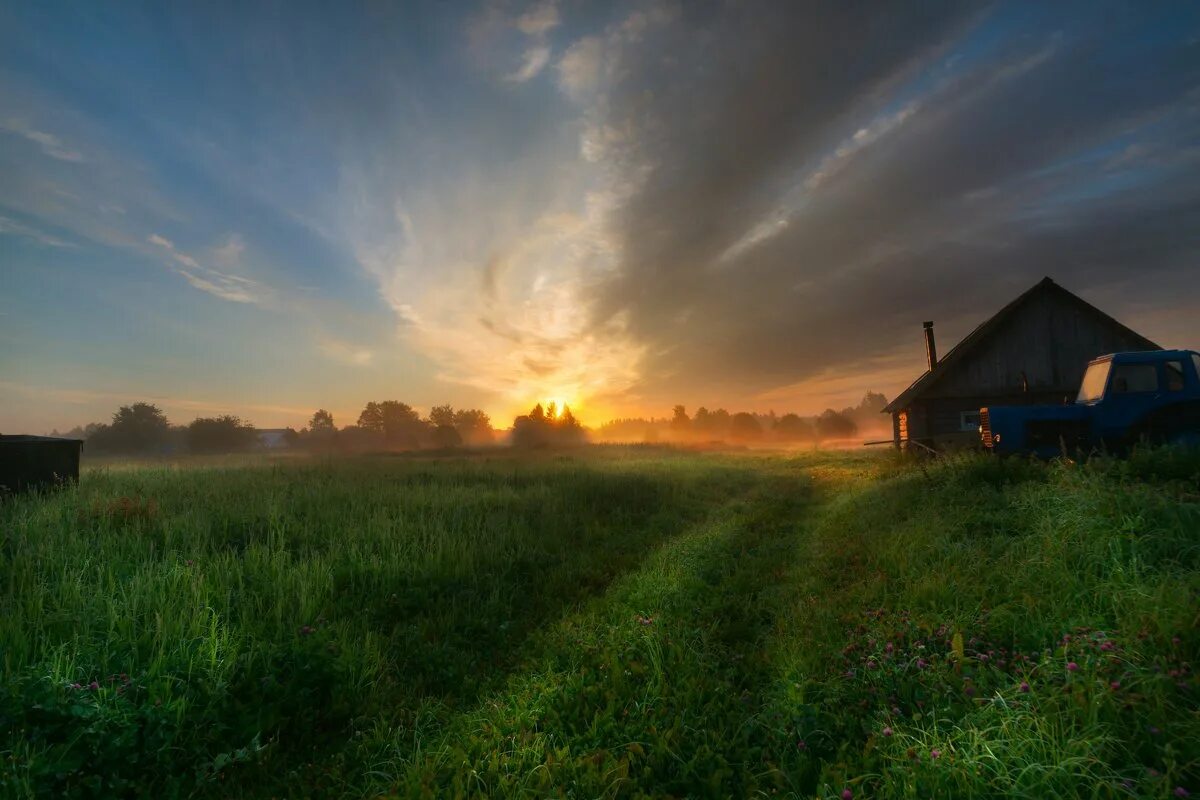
[981,350,1200,457]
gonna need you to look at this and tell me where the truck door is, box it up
[1094,362,1160,447]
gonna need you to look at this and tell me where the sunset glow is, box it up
[2,3,1198,435]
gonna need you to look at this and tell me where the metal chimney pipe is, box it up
[923,321,938,371]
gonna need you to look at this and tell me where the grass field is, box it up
[1,447,1197,799]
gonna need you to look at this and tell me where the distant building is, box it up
[255,428,291,449]
[884,277,1160,450]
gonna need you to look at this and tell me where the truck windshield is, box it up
[1076,360,1111,404]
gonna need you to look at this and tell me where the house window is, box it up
[1165,361,1185,392]
[960,411,981,432]
[1109,364,1159,393]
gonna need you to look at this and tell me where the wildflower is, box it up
[885,642,894,654]
[185,559,194,567]
[796,740,807,751]
[300,625,314,636]
[842,789,853,800]
[1174,788,1189,798]
[882,726,893,737]
[1020,681,1031,693]
[1066,661,1079,672]
[930,749,941,760]
[88,681,99,690]
[916,658,927,669]
[1110,680,1121,691]
[1148,726,1161,736]
[69,682,82,690]
[964,684,976,697]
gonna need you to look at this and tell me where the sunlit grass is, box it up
[1,446,1196,798]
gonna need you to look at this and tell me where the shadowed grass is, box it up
[1,446,1197,798]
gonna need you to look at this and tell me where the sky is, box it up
[2,1,1199,432]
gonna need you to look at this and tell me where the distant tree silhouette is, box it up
[453,408,493,445]
[729,412,762,441]
[309,409,335,432]
[358,400,424,447]
[429,404,456,428]
[88,402,172,454]
[431,424,463,449]
[774,413,814,442]
[815,409,858,440]
[671,405,691,434]
[186,415,258,454]
[356,402,384,431]
[511,403,584,448]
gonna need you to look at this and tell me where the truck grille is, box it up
[980,408,993,448]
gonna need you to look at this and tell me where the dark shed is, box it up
[884,277,1161,450]
[0,435,84,493]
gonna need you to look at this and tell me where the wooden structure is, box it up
[0,435,83,492]
[884,277,1160,450]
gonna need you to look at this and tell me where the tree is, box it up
[357,401,424,446]
[378,401,423,445]
[309,409,335,432]
[186,415,258,454]
[511,403,585,448]
[431,424,463,449]
[670,405,691,435]
[453,408,493,445]
[356,402,383,431]
[729,412,762,441]
[815,409,858,441]
[88,402,172,454]
[429,404,456,428]
[774,413,814,442]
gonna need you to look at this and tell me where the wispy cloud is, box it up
[1,119,84,162]
[147,233,270,305]
[508,45,552,82]
[0,215,75,248]
[516,0,559,37]
[318,336,374,366]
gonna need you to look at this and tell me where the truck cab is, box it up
[981,350,1200,457]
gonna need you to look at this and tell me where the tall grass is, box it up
[0,447,1196,798]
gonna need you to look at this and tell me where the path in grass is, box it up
[350,459,829,798]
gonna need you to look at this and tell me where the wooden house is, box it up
[884,277,1160,450]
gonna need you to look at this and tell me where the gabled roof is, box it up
[883,276,1160,414]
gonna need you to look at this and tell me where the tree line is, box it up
[52,400,495,456]
[48,392,890,455]
[594,392,889,444]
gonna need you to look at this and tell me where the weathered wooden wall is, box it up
[929,288,1155,400]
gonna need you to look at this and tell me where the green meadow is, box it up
[1,447,1197,799]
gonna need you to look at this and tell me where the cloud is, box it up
[560,2,1200,405]
[1,119,85,162]
[516,0,559,36]
[148,232,270,305]
[0,215,75,247]
[318,337,374,366]
[212,234,246,266]
[557,37,603,99]
[508,45,552,82]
